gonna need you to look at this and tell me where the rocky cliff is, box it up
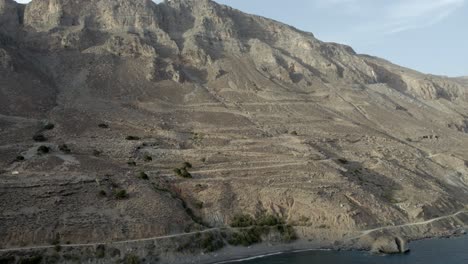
[0,0,467,262]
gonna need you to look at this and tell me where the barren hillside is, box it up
[0,0,467,263]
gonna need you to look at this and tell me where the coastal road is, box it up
[0,210,466,253]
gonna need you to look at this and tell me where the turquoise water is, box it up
[229,235,468,264]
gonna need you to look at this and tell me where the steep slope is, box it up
[0,0,467,260]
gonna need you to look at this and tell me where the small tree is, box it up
[183,162,193,169]
[43,123,55,130]
[59,144,71,154]
[138,171,149,180]
[143,154,153,162]
[15,155,25,162]
[37,146,50,154]
[33,134,47,142]
[114,190,128,200]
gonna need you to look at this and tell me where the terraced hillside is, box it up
[0,0,467,262]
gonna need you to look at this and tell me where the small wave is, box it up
[215,251,284,263]
[291,248,332,253]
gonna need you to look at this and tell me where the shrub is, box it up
[123,254,140,264]
[143,154,153,162]
[108,248,121,258]
[290,131,298,136]
[114,190,128,200]
[174,168,192,178]
[200,233,225,252]
[54,245,62,252]
[15,155,25,162]
[227,227,265,246]
[127,161,137,167]
[33,134,47,142]
[98,123,109,129]
[138,171,149,180]
[37,146,50,154]
[98,190,107,197]
[43,123,55,130]
[257,214,282,226]
[277,225,297,242]
[93,149,102,156]
[95,245,106,258]
[59,144,71,154]
[183,162,192,169]
[195,201,204,209]
[126,136,140,141]
[230,214,256,228]
[18,256,42,264]
[0,256,15,264]
[337,158,348,164]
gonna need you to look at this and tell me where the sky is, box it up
[15,0,467,77]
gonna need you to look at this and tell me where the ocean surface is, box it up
[228,235,468,264]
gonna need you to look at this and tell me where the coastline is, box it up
[0,211,466,264]
[197,230,467,264]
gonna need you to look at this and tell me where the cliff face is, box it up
[0,0,467,253]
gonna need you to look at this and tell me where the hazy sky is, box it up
[15,0,467,77]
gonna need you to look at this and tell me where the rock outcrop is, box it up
[371,236,409,254]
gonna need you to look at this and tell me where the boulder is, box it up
[371,236,409,254]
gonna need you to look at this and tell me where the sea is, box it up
[225,235,468,264]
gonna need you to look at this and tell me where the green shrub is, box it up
[195,201,204,209]
[125,136,140,141]
[98,123,109,129]
[37,145,50,154]
[18,256,42,264]
[95,244,106,258]
[114,190,128,200]
[93,149,102,156]
[44,254,60,264]
[337,158,348,164]
[201,233,225,252]
[183,162,192,169]
[59,144,71,154]
[227,227,266,246]
[174,168,192,178]
[138,171,149,180]
[257,214,282,226]
[33,134,47,142]
[54,244,62,252]
[0,256,15,264]
[123,254,140,264]
[43,123,55,130]
[127,161,137,167]
[230,214,256,227]
[98,190,107,197]
[277,225,297,242]
[15,155,25,162]
[108,248,121,258]
[290,131,298,136]
[143,154,152,162]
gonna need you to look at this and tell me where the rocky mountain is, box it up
[0,0,467,262]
